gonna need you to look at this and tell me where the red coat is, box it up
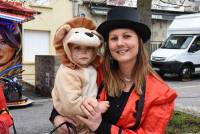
[97,73,177,134]
[0,84,13,134]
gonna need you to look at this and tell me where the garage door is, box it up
[23,30,50,63]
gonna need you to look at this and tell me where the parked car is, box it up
[151,13,200,80]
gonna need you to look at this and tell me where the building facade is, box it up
[22,0,73,85]
[21,0,198,85]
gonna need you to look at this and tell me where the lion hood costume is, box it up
[53,17,103,69]
[52,17,103,122]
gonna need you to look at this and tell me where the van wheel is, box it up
[180,65,192,81]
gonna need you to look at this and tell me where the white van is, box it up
[151,13,200,79]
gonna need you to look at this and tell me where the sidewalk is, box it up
[175,103,200,117]
[166,76,200,117]
[9,88,54,134]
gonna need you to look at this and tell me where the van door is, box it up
[188,36,200,73]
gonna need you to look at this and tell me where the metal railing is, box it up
[149,41,162,54]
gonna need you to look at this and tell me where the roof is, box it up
[0,0,40,23]
[168,13,200,35]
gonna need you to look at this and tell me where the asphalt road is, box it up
[165,74,200,117]
[9,90,54,134]
[9,75,200,134]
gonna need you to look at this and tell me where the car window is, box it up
[161,35,193,49]
[192,36,200,50]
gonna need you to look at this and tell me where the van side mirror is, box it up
[188,45,198,53]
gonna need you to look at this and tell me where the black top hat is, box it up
[97,6,151,43]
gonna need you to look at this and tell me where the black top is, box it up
[102,89,133,124]
[95,84,136,134]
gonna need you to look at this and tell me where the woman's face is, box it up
[108,28,139,64]
[0,34,16,66]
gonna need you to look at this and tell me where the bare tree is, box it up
[137,0,152,31]
[137,0,152,50]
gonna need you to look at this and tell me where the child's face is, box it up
[69,43,96,67]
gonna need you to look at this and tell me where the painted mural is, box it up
[0,19,22,78]
[0,0,39,107]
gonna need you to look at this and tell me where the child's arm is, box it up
[52,67,91,117]
[98,101,110,113]
[82,98,109,113]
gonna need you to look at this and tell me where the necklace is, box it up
[118,70,133,83]
[119,76,132,82]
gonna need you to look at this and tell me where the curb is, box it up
[175,103,200,117]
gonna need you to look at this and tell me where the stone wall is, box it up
[35,55,60,97]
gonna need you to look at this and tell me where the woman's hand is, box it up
[54,115,77,134]
[76,98,102,131]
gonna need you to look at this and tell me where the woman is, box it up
[0,23,24,106]
[0,22,20,134]
[50,6,177,134]
[0,24,22,78]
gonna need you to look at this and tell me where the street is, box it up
[9,75,200,134]
[9,96,53,134]
[10,99,53,134]
[165,75,200,117]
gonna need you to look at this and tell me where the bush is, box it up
[167,111,200,134]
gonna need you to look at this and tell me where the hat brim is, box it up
[97,20,151,43]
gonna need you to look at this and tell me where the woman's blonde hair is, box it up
[102,33,154,97]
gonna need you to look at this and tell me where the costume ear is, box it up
[54,24,71,45]
[53,23,73,66]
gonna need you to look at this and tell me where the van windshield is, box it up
[161,35,193,49]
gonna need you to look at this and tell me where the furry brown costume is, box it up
[52,17,104,134]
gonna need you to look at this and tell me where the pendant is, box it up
[119,76,132,82]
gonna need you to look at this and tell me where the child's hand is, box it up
[98,101,110,113]
[82,98,109,113]
[83,97,99,111]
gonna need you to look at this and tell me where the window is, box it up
[192,36,200,50]
[23,30,50,63]
[29,0,56,6]
[161,35,193,49]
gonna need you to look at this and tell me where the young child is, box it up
[51,17,109,134]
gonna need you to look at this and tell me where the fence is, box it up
[149,41,162,54]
